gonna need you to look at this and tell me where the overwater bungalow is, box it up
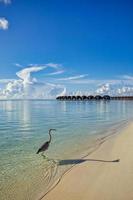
[82,95,87,100]
[95,95,103,100]
[72,96,76,100]
[76,96,82,100]
[56,95,133,101]
[103,95,111,100]
[87,95,94,100]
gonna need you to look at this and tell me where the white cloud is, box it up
[0,18,9,30]
[119,75,133,80]
[117,86,133,95]
[47,70,65,76]
[46,63,61,69]
[0,64,65,99]
[96,83,133,96]
[0,0,11,4]
[58,74,88,81]
[14,63,64,76]
[0,80,24,99]
[96,83,111,95]
[59,87,67,96]
[1,66,133,99]
[16,66,46,84]
[0,79,15,83]
[0,80,65,99]
[14,63,23,68]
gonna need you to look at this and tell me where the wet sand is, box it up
[43,122,133,200]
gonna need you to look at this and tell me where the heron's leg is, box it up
[41,153,47,159]
[41,153,50,161]
[41,153,58,164]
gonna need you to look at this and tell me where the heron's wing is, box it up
[40,141,49,148]
[38,141,49,152]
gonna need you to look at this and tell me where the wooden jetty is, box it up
[56,95,133,101]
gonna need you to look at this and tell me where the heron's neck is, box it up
[48,131,52,142]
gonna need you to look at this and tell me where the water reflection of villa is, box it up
[56,95,133,101]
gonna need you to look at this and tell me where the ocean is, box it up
[0,100,133,200]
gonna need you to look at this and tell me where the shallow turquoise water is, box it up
[0,100,133,200]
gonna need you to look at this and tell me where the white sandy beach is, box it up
[43,122,133,200]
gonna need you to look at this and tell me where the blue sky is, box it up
[0,0,133,98]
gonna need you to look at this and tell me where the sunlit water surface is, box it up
[0,100,133,200]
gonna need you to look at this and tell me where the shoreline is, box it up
[42,121,133,200]
[38,119,129,200]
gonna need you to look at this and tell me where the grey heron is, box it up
[36,129,56,154]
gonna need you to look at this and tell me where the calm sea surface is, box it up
[0,100,133,200]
